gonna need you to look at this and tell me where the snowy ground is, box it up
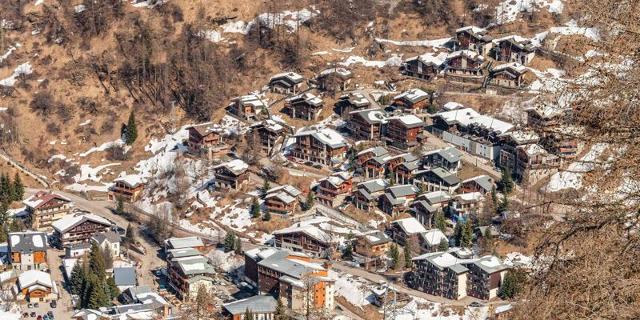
[496,0,564,24]
[339,54,403,68]
[331,271,374,307]
[0,62,32,86]
[546,143,608,192]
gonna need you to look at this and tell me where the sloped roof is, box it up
[294,126,347,148]
[165,236,204,250]
[223,295,278,315]
[23,191,71,210]
[8,231,47,253]
[349,108,388,125]
[394,88,429,104]
[421,229,448,247]
[273,224,331,244]
[392,217,427,235]
[388,115,425,128]
[91,231,121,245]
[52,213,112,234]
[434,108,514,134]
[18,270,53,289]
[214,159,249,175]
[462,175,493,192]
[405,52,448,67]
[113,267,137,286]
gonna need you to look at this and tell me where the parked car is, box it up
[30,312,36,317]
[50,300,57,308]
[36,315,42,320]
[27,303,33,308]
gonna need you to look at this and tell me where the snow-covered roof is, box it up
[389,115,425,128]
[165,236,204,250]
[8,231,47,253]
[52,212,113,234]
[362,230,391,245]
[518,143,554,157]
[114,174,144,188]
[319,67,352,78]
[413,251,469,274]
[214,159,249,175]
[18,270,53,289]
[349,108,388,124]
[392,217,427,235]
[273,224,332,244]
[456,26,486,34]
[172,255,215,275]
[223,295,278,315]
[294,126,347,148]
[266,185,302,198]
[230,94,268,108]
[23,191,71,210]
[405,52,447,67]
[286,92,323,107]
[446,50,485,61]
[473,255,509,274]
[502,130,539,145]
[455,192,484,203]
[493,35,535,49]
[443,102,464,111]
[394,88,429,103]
[270,71,304,84]
[421,229,447,247]
[492,62,528,74]
[434,108,514,134]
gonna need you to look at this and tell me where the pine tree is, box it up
[125,224,135,244]
[224,233,236,252]
[434,211,446,231]
[498,168,514,194]
[453,222,463,246]
[497,193,509,213]
[304,191,314,210]
[461,221,474,248]
[12,173,23,201]
[484,227,494,253]
[499,269,525,299]
[244,308,254,320]
[342,243,353,260]
[89,242,107,279]
[116,197,124,215]
[125,110,138,145]
[69,262,86,295]
[251,197,261,218]
[388,244,400,269]
[491,186,498,207]
[438,238,449,251]
[0,173,10,204]
[261,180,271,198]
[403,244,412,268]
[263,209,271,221]
[107,276,120,299]
[234,237,243,255]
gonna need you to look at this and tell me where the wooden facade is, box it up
[383,117,423,150]
[55,219,112,246]
[108,179,144,202]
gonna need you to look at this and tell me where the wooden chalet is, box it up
[167,255,216,300]
[212,159,249,190]
[268,72,304,94]
[355,230,391,269]
[15,270,58,302]
[52,212,113,247]
[455,26,493,55]
[315,67,352,92]
[273,223,332,258]
[514,144,560,183]
[282,92,324,121]
[226,94,268,121]
[385,217,426,247]
[444,50,487,81]
[290,126,348,167]
[334,92,371,115]
[498,130,540,175]
[415,167,461,194]
[8,231,48,271]
[108,175,145,202]
[492,35,536,65]
[383,115,425,150]
[356,146,389,179]
[248,119,290,154]
[264,185,302,214]
[23,191,73,231]
[489,62,535,88]
[465,256,509,300]
[380,184,418,216]
[422,147,463,173]
[402,53,447,80]
[393,88,430,110]
[347,108,387,141]
[315,171,352,207]
[459,175,494,194]
[389,157,420,185]
[353,179,388,212]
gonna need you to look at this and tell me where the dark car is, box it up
[47,311,54,318]
[50,300,57,308]
[30,312,36,317]
[33,303,39,308]
[37,315,42,320]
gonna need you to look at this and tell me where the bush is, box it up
[30,91,56,116]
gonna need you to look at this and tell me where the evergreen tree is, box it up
[498,168,514,194]
[499,269,526,299]
[342,243,353,260]
[87,274,110,309]
[261,180,271,198]
[403,244,412,268]
[107,276,120,299]
[274,298,288,320]
[388,244,400,269]
[12,173,23,201]
[89,242,107,280]
[125,224,135,244]
[453,222,463,246]
[116,197,125,215]
[484,227,494,253]
[438,238,449,251]
[497,193,509,213]
[234,237,243,255]
[244,308,254,320]
[434,211,446,231]
[491,186,498,208]
[262,209,271,221]
[0,173,10,204]
[125,110,138,145]
[251,197,261,218]
[304,191,314,211]
[224,233,236,252]
[69,262,86,295]
[461,221,474,248]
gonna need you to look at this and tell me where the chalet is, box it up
[386,217,427,247]
[386,153,419,173]
[409,251,469,300]
[290,126,348,167]
[347,108,387,141]
[415,167,460,194]
[422,147,463,173]
[282,93,324,121]
[222,295,278,320]
[73,290,170,319]
[52,212,113,247]
[213,159,250,190]
[383,115,425,150]
[431,107,514,161]
[243,247,279,287]
[459,175,494,194]
[514,144,561,183]
[357,146,390,179]
[254,249,335,313]
[165,248,201,261]
[355,230,392,269]
[185,123,227,159]
[489,62,534,88]
[226,94,268,121]
[542,126,582,159]
[465,256,509,299]
[420,191,452,209]
[380,185,419,216]
[268,72,304,94]
[451,192,484,217]
[14,270,58,302]
[264,185,302,214]
[315,171,352,207]
[526,104,567,128]
[420,229,448,252]
[334,92,371,115]
[353,179,388,212]
[411,198,438,227]
[273,223,332,258]
[455,26,493,55]
[402,53,447,80]
[248,120,290,154]
[498,130,540,174]
[492,35,536,65]
[8,231,47,271]
[91,231,121,258]
[164,237,206,252]
[393,88,430,110]
[389,157,420,185]
[315,67,352,92]
[445,50,486,80]
[65,242,91,258]
[108,175,145,203]
[167,254,216,300]
[23,191,73,231]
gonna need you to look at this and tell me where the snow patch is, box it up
[0,62,33,87]
[546,143,608,192]
[375,37,451,48]
[339,54,403,68]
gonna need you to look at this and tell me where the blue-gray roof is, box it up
[223,295,278,315]
[113,267,137,286]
